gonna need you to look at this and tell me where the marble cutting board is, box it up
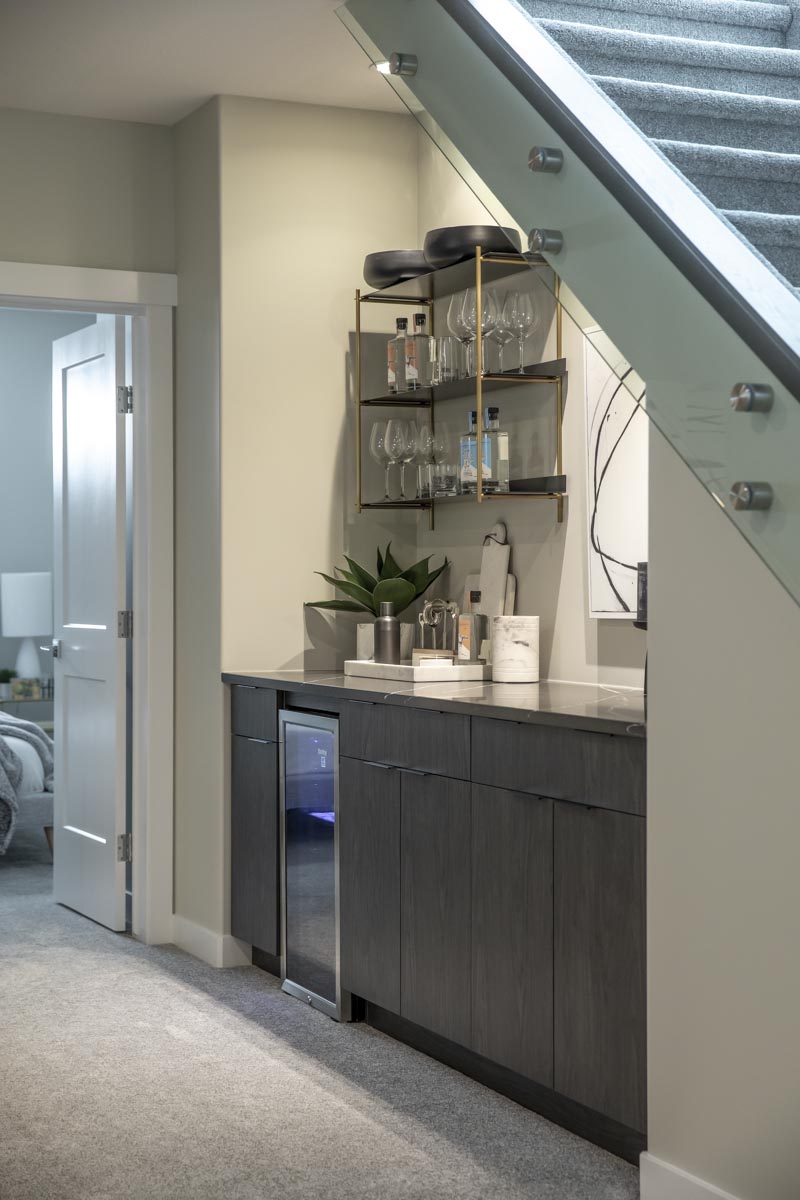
[344,660,492,682]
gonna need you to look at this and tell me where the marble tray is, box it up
[344,660,492,683]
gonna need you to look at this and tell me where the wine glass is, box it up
[417,421,434,464]
[502,291,540,373]
[432,431,448,463]
[447,291,470,378]
[490,290,515,374]
[384,419,407,500]
[401,420,419,499]
[369,421,391,500]
[462,289,498,375]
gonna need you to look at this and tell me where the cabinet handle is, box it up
[365,760,394,771]
[242,736,273,745]
[400,767,429,777]
[347,699,376,707]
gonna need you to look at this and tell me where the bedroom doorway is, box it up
[0,308,101,912]
[0,260,175,946]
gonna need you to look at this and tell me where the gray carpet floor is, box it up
[0,818,639,1200]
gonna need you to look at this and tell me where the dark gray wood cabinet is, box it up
[554,801,647,1132]
[339,756,401,1012]
[471,784,554,1085]
[341,700,470,780]
[231,684,278,742]
[230,734,279,954]
[401,771,472,1046]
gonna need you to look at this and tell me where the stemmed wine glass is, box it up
[447,291,471,378]
[384,419,407,499]
[502,290,540,373]
[369,421,392,500]
[416,421,434,464]
[401,420,419,500]
[490,291,515,374]
[462,288,498,375]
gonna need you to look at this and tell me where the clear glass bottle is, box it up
[483,406,510,494]
[405,312,431,391]
[388,317,408,394]
[459,410,478,494]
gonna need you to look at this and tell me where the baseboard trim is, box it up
[171,914,251,968]
[640,1154,742,1200]
[366,1003,646,1165]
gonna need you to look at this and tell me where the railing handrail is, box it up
[439,0,800,400]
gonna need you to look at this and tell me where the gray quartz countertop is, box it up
[221,669,646,738]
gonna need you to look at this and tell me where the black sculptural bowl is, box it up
[363,250,430,290]
[423,224,522,269]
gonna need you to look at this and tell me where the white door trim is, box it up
[640,1154,743,1200]
[0,259,175,946]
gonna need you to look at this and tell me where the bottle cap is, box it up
[396,317,408,330]
[379,601,395,617]
[414,313,426,327]
[488,406,499,417]
[470,410,477,421]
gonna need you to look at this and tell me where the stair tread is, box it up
[596,76,800,123]
[656,138,800,179]
[723,209,800,240]
[528,0,791,31]
[542,20,800,74]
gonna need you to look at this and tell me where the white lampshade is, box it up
[1,572,53,637]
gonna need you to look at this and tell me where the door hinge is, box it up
[117,384,133,414]
[117,833,132,863]
[117,610,133,639]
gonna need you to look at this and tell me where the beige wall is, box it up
[219,96,419,675]
[173,99,224,935]
[416,131,645,687]
[646,431,800,1200]
[0,107,174,272]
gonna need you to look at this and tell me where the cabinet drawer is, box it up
[471,718,645,816]
[230,685,277,742]
[231,735,279,954]
[340,701,470,780]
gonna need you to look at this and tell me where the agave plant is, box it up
[306,543,449,618]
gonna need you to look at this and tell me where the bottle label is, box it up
[406,337,418,384]
[459,435,492,484]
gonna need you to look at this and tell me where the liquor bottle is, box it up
[483,406,510,494]
[405,312,431,391]
[387,317,408,394]
[459,410,478,494]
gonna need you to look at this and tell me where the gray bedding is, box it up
[0,715,54,854]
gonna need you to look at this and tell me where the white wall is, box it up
[645,432,800,1200]
[0,107,174,272]
[219,96,419,675]
[173,98,225,939]
[415,131,645,687]
[0,308,95,668]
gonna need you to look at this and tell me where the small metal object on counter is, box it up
[528,146,564,174]
[729,383,773,413]
[728,481,773,512]
[419,598,460,655]
[374,601,400,664]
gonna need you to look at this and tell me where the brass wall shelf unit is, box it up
[355,249,566,524]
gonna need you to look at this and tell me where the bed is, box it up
[0,713,54,854]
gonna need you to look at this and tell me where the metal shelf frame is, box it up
[355,248,565,526]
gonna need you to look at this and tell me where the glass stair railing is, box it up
[338,0,800,607]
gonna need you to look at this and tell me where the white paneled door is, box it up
[51,315,128,930]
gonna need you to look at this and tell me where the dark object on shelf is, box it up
[510,475,567,494]
[375,601,401,665]
[423,225,522,269]
[363,250,429,290]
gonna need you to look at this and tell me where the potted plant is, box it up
[306,543,449,661]
[0,669,13,701]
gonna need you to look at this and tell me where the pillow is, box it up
[4,736,45,797]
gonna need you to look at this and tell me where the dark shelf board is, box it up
[361,360,566,408]
[360,252,550,305]
[361,481,567,510]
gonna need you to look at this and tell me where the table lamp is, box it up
[1,571,53,679]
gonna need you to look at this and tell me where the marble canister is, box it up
[491,616,540,683]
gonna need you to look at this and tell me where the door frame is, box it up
[0,259,177,945]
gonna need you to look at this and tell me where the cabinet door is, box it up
[339,757,401,1012]
[554,802,647,1131]
[401,772,471,1046]
[231,735,279,955]
[471,784,553,1085]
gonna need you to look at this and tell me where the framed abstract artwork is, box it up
[584,328,648,619]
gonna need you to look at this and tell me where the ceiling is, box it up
[0,0,404,125]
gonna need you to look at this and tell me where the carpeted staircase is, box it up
[519,0,800,286]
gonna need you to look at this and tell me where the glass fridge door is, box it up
[280,711,344,1019]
